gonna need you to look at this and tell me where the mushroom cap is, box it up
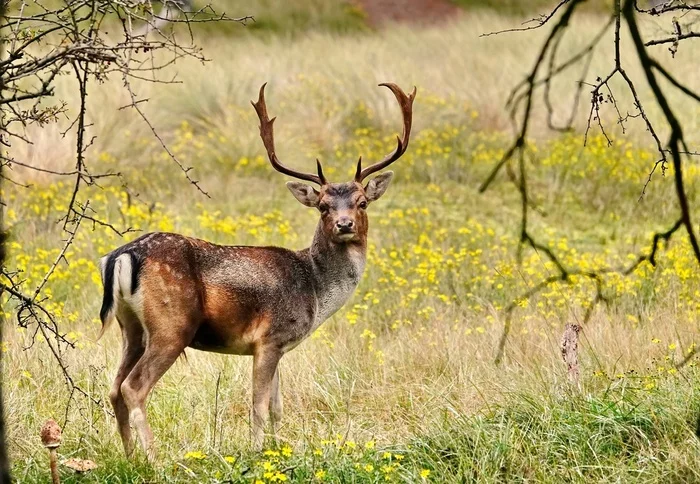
[40,419,62,448]
[63,458,98,473]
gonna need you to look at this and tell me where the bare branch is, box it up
[1,0,248,419]
[481,0,700,363]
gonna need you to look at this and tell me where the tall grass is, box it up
[16,10,700,178]
[4,8,700,483]
[196,0,368,36]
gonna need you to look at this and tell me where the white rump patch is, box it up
[114,254,145,323]
[99,253,145,340]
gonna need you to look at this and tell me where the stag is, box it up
[99,82,416,458]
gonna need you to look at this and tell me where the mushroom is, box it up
[64,458,98,473]
[40,419,62,484]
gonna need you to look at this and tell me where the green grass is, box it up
[413,381,700,482]
[14,379,700,482]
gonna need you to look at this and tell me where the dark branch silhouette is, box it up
[0,0,250,432]
[481,0,700,364]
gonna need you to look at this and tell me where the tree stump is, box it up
[561,323,582,388]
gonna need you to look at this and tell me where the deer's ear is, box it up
[364,171,394,202]
[286,182,320,208]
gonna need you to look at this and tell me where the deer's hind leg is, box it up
[120,329,189,461]
[109,309,145,457]
[119,271,200,461]
[269,366,283,437]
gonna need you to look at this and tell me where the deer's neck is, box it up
[305,223,367,325]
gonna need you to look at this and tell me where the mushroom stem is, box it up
[41,419,62,484]
[48,448,59,484]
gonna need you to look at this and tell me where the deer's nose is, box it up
[335,217,355,233]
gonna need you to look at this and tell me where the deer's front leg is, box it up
[251,346,282,450]
[270,366,283,438]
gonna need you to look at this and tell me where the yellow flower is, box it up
[183,450,206,460]
[224,455,236,464]
[360,330,376,340]
[281,445,293,457]
[315,469,327,479]
[421,469,431,478]
[270,472,288,482]
[364,464,374,472]
[364,441,375,450]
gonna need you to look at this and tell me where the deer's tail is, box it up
[97,251,142,340]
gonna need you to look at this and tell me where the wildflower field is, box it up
[4,2,700,482]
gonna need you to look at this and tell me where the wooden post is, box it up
[561,323,582,388]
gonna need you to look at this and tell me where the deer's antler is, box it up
[355,83,416,183]
[252,83,327,185]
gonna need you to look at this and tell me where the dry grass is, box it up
[15,11,700,177]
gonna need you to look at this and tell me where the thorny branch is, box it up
[0,204,106,413]
[1,0,249,419]
[481,0,700,365]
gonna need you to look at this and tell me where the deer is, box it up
[98,82,416,459]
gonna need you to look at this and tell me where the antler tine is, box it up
[356,83,416,183]
[316,159,327,185]
[252,83,324,185]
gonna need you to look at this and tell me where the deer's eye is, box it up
[358,200,368,210]
[319,203,329,213]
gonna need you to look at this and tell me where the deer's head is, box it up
[252,83,416,245]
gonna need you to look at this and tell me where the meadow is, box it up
[4,1,700,482]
